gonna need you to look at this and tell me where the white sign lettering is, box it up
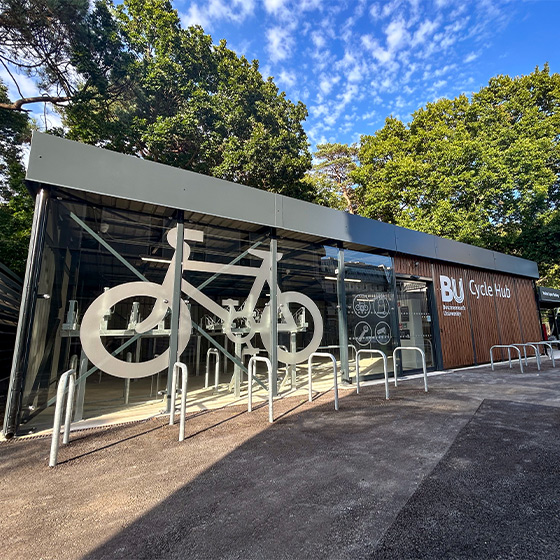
[439,274,511,318]
[440,275,464,304]
[468,280,510,300]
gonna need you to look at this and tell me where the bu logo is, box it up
[440,275,464,304]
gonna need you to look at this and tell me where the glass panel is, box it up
[276,238,338,389]
[175,219,270,396]
[344,250,397,380]
[396,279,435,370]
[19,192,178,433]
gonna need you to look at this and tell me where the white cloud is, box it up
[319,74,340,95]
[311,31,326,49]
[395,95,407,108]
[263,0,287,14]
[369,3,381,20]
[266,26,294,62]
[278,69,297,88]
[0,66,39,100]
[181,0,255,30]
[299,0,322,11]
[385,18,409,51]
[411,19,438,46]
[382,0,404,19]
[464,51,479,63]
[361,35,392,64]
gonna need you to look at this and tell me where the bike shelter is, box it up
[3,133,542,438]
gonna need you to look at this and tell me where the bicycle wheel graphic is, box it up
[80,281,191,379]
[261,291,323,365]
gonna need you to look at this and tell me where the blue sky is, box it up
[178,0,560,149]
[2,0,558,150]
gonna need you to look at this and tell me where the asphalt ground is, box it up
[1,360,559,560]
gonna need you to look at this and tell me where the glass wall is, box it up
[343,249,397,380]
[276,238,340,387]
[18,190,178,432]
[175,217,271,397]
[16,185,438,434]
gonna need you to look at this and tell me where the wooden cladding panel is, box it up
[432,262,475,368]
[492,272,522,346]
[467,269,502,364]
[395,253,539,369]
[515,278,541,342]
[394,255,432,279]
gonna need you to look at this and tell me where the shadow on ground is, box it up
[2,364,560,560]
[373,399,560,559]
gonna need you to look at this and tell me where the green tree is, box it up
[0,0,132,111]
[354,65,560,285]
[308,143,358,213]
[66,0,311,196]
[1,0,312,197]
[0,80,33,276]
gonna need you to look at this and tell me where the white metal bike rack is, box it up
[307,352,339,411]
[490,344,524,373]
[247,356,274,423]
[392,347,428,392]
[544,339,560,362]
[512,343,541,370]
[528,342,555,367]
[356,349,389,399]
[169,362,188,441]
[49,368,77,467]
[205,348,220,389]
[278,345,293,390]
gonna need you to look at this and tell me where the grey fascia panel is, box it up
[277,196,397,251]
[26,132,277,228]
[493,252,539,279]
[395,226,437,259]
[26,132,539,278]
[345,213,397,252]
[435,236,496,270]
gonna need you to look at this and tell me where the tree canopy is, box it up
[0,82,32,277]
[305,143,358,213]
[0,0,312,198]
[353,65,560,286]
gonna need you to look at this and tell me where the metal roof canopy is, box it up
[26,132,539,279]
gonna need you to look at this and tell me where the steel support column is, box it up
[269,235,278,396]
[337,247,350,383]
[166,213,184,413]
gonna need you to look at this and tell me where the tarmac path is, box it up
[1,363,559,559]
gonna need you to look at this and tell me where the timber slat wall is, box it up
[394,254,541,369]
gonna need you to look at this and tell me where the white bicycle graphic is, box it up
[80,227,324,378]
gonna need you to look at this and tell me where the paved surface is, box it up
[373,399,560,559]
[1,361,559,560]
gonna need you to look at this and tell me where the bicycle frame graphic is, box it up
[81,227,324,379]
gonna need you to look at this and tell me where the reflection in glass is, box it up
[396,280,435,371]
[343,250,396,380]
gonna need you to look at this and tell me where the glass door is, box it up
[396,279,436,372]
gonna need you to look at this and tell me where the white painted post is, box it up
[49,369,77,467]
[392,347,428,392]
[247,356,274,422]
